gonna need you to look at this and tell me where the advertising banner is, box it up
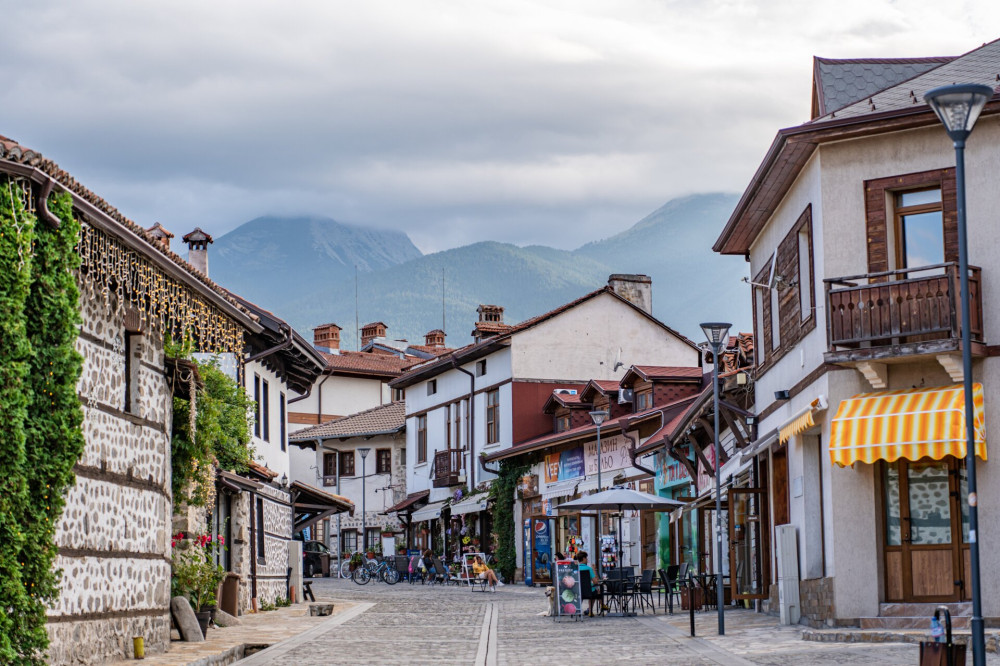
[655,447,691,489]
[544,454,560,484]
[584,434,631,476]
[560,446,585,480]
[554,560,583,617]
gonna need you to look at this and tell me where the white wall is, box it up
[245,360,290,479]
[510,292,699,380]
[288,371,391,435]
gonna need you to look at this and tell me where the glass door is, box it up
[729,488,768,600]
[883,457,965,602]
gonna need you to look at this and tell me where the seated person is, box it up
[576,551,599,615]
[472,555,503,591]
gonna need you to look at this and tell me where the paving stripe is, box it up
[235,602,374,665]
[635,615,757,666]
[474,603,498,666]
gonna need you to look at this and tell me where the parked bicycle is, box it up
[339,552,374,578]
[352,558,399,585]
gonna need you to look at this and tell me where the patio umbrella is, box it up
[556,487,685,572]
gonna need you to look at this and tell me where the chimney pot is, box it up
[182,227,214,277]
[424,329,446,347]
[313,322,342,352]
[360,321,388,348]
[608,274,652,314]
[146,222,174,253]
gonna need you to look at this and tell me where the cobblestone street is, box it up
[236,577,1000,665]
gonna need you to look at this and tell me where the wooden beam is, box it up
[696,417,730,464]
[686,433,715,473]
[666,445,699,491]
[719,406,748,449]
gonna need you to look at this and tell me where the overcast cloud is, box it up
[1,1,997,252]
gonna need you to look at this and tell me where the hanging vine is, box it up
[488,460,529,582]
[0,176,36,662]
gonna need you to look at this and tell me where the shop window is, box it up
[376,448,391,474]
[339,450,355,477]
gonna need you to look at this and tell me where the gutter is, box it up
[288,368,330,406]
[1,161,263,332]
[245,324,292,364]
[36,177,60,229]
[622,414,658,477]
[451,358,476,487]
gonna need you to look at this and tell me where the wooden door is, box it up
[771,448,790,527]
[883,458,965,602]
[641,510,657,571]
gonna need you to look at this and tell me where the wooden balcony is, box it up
[824,263,985,372]
[432,449,464,488]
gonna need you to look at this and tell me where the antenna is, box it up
[355,265,360,351]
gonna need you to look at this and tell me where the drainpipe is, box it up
[623,414,658,477]
[246,324,292,363]
[36,177,61,229]
[451,360,476,488]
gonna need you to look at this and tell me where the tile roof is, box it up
[579,379,620,403]
[813,56,955,117]
[290,401,406,441]
[386,490,430,514]
[630,366,704,380]
[406,344,455,357]
[0,134,255,322]
[320,350,422,377]
[815,39,1000,122]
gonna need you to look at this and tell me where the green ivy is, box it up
[488,460,529,582]
[169,351,255,510]
[0,181,85,663]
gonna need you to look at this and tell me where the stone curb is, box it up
[802,628,1000,653]
[233,602,375,665]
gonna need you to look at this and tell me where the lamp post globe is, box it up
[700,321,730,636]
[924,82,993,666]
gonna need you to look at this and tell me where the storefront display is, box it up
[554,560,583,618]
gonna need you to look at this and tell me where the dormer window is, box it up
[635,391,652,412]
[556,415,571,432]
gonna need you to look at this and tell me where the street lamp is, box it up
[701,321,731,636]
[925,82,993,666]
[358,447,371,551]
[589,409,610,575]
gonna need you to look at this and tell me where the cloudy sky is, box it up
[2,1,997,253]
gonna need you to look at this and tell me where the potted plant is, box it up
[349,552,364,572]
[171,533,227,637]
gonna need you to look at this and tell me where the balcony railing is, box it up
[825,262,983,359]
[433,449,464,488]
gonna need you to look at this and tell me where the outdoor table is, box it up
[596,576,639,617]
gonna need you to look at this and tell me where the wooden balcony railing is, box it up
[825,262,983,355]
[433,449,464,488]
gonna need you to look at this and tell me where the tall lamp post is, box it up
[589,409,609,575]
[358,447,371,551]
[701,322,731,636]
[924,83,993,666]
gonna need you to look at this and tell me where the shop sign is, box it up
[584,434,631,475]
[520,474,539,497]
[655,449,691,489]
[544,446,586,483]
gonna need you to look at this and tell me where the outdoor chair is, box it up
[431,556,451,585]
[658,565,679,609]
[580,568,602,616]
[635,569,656,614]
[394,556,409,581]
[408,555,423,584]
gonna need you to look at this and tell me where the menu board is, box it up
[554,560,582,618]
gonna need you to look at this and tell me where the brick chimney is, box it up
[313,323,342,352]
[608,274,652,314]
[183,228,214,277]
[472,305,510,342]
[360,321,387,348]
[424,329,446,347]
[146,222,174,252]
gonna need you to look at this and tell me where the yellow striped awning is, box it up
[778,396,827,445]
[830,384,986,467]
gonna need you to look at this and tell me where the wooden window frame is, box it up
[427,379,437,396]
[322,452,338,486]
[253,374,261,438]
[255,497,266,562]
[376,448,392,474]
[339,450,356,477]
[417,415,427,463]
[445,404,452,449]
[279,392,286,452]
[340,529,358,555]
[893,187,944,270]
[123,330,142,415]
[262,379,270,442]
[476,359,487,376]
[486,389,500,444]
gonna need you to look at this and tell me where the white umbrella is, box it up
[556,487,685,574]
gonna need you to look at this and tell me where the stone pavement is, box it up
[108,601,353,666]
[238,576,1000,665]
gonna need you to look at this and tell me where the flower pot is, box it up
[195,610,212,638]
[366,551,375,559]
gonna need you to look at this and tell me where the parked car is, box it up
[302,540,332,578]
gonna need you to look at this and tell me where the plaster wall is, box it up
[288,372,391,433]
[245,361,290,479]
[509,292,699,380]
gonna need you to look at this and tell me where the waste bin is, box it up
[919,606,966,666]
[220,573,240,617]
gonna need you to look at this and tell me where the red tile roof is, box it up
[407,344,455,357]
[290,401,406,441]
[631,366,704,380]
[386,490,430,513]
[320,350,422,377]
[0,134,255,322]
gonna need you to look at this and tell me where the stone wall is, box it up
[231,484,294,612]
[47,294,173,664]
[763,578,837,628]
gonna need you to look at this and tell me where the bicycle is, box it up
[339,552,372,578]
[352,558,400,585]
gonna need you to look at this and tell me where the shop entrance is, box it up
[882,457,970,603]
[728,487,769,600]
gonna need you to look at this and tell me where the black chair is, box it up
[658,566,678,611]
[408,555,423,584]
[580,568,602,616]
[635,569,656,614]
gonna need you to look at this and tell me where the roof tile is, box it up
[290,401,406,441]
